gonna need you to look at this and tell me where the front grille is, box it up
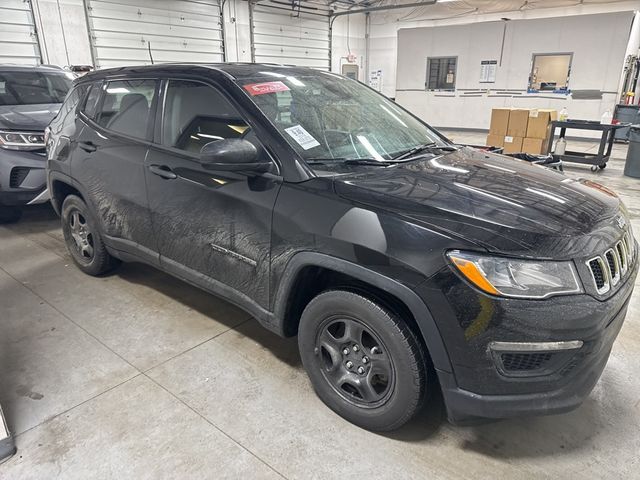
[501,352,554,372]
[9,167,30,188]
[587,233,635,295]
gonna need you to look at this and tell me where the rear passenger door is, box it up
[72,78,159,262]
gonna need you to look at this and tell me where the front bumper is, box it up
[418,248,638,423]
[0,148,48,206]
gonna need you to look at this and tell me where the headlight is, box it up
[0,130,45,151]
[447,250,583,299]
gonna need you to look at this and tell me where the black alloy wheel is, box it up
[299,290,427,431]
[315,315,395,407]
[61,195,119,276]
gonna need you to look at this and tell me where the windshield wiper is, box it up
[306,157,393,166]
[392,143,458,161]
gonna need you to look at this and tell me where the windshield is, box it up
[0,71,73,106]
[237,72,446,170]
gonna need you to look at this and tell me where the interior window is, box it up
[528,53,572,92]
[162,80,249,154]
[426,57,457,91]
[95,79,157,139]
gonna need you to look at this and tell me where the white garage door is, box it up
[250,0,331,70]
[85,0,224,69]
[0,0,42,65]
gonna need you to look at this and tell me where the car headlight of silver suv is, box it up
[447,250,583,299]
[0,130,46,151]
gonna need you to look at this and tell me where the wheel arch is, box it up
[48,173,86,215]
[272,252,453,374]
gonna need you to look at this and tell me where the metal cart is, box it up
[545,120,629,171]
[0,404,15,464]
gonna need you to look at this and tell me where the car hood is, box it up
[333,148,624,258]
[0,103,61,131]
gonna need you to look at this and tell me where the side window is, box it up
[82,82,101,119]
[53,84,87,130]
[162,80,249,154]
[96,79,157,140]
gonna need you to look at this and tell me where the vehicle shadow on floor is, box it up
[456,393,621,459]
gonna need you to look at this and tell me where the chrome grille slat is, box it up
[616,241,628,275]
[604,248,620,286]
[587,256,610,294]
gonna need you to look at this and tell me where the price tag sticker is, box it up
[243,81,290,96]
[285,125,320,150]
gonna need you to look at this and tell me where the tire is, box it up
[61,195,119,275]
[0,206,22,224]
[298,290,427,431]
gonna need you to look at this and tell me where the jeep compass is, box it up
[46,64,638,431]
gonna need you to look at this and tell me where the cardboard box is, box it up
[507,109,530,137]
[526,109,558,139]
[486,133,504,148]
[489,108,510,136]
[502,136,524,154]
[522,137,547,155]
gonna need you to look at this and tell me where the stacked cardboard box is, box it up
[523,109,557,155]
[486,108,557,155]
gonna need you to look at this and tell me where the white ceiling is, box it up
[331,0,637,14]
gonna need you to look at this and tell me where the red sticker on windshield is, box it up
[243,81,290,95]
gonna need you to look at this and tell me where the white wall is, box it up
[369,1,640,98]
[331,14,367,79]
[26,0,364,74]
[392,11,636,135]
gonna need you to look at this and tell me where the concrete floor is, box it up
[1,132,640,479]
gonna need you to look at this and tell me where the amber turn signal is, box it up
[448,254,499,295]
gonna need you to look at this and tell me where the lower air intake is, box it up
[500,352,554,372]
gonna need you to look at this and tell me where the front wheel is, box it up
[298,290,427,431]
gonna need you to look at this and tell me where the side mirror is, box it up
[199,139,270,173]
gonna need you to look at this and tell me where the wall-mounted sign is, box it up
[480,60,497,83]
[369,69,383,92]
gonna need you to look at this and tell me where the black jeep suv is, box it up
[46,64,638,431]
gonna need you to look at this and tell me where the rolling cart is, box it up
[545,120,629,172]
[0,404,15,463]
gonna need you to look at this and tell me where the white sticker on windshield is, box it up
[284,125,320,150]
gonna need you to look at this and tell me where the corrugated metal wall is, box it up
[0,0,42,65]
[250,0,331,70]
[84,0,224,68]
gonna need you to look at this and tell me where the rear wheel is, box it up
[61,195,119,275]
[298,290,427,431]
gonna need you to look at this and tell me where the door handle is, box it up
[149,164,177,180]
[78,141,97,153]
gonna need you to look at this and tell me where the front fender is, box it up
[272,251,453,374]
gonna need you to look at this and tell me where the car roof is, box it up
[0,64,68,73]
[76,63,333,83]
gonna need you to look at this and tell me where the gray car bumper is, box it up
[0,148,48,206]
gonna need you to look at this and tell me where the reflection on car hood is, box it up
[0,103,61,131]
[334,147,622,257]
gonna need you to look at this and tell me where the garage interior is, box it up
[1,0,640,478]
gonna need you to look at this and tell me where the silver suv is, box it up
[0,64,72,222]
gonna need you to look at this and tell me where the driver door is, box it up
[144,79,281,308]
